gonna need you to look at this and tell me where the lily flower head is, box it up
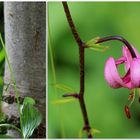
[104,46,140,89]
[96,36,140,119]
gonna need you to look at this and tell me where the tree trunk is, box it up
[2,2,46,138]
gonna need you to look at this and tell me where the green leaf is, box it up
[0,114,6,123]
[23,97,35,106]
[52,83,75,93]
[90,128,101,135]
[0,77,3,86]
[4,83,10,92]
[78,129,88,138]
[86,37,109,52]
[86,37,100,45]
[0,49,5,63]
[78,128,100,138]
[0,134,14,138]
[20,104,42,138]
[89,45,109,52]
[0,33,21,111]
[78,128,83,138]
[52,98,76,105]
[0,124,21,134]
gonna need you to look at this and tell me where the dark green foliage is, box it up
[0,97,42,138]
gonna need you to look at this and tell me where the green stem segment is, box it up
[62,2,92,138]
[0,33,20,112]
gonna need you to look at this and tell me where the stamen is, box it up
[138,88,140,103]
[124,89,135,119]
[128,93,134,100]
[128,89,135,107]
[124,105,131,119]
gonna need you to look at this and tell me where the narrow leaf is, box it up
[23,97,35,106]
[86,37,100,45]
[88,44,109,52]
[0,77,3,86]
[0,134,14,138]
[4,83,10,91]
[86,37,109,52]
[52,98,76,105]
[0,33,21,110]
[52,83,75,92]
[90,128,101,135]
[0,124,21,134]
[78,129,83,138]
[0,49,5,63]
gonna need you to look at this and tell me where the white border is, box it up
[47,0,140,1]
[1,0,140,2]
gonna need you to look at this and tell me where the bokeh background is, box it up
[48,2,140,138]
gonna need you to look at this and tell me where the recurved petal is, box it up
[123,46,132,71]
[122,69,132,89]
[123,46,140,71]
[133,47,140,58]
[131,58,140,88]
[104,57,126,88]
[116,56,127,66]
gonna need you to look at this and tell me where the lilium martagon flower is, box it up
[96,36,140,119]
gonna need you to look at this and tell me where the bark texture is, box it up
[2,2,46,137]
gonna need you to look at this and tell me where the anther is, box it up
[124,105,131,119]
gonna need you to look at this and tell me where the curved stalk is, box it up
[95,36,136,58]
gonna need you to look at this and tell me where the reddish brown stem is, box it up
[62,1,92,138]
[63,93,79,98]
[96,36,136,58]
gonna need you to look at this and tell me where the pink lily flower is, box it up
[104,46,140,89]
[95,36,140,119]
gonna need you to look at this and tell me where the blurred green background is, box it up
[48,2,140,138]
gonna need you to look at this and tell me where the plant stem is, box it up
[96,36,136,58]
[0,33,20,111]
[62,2,92,138]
